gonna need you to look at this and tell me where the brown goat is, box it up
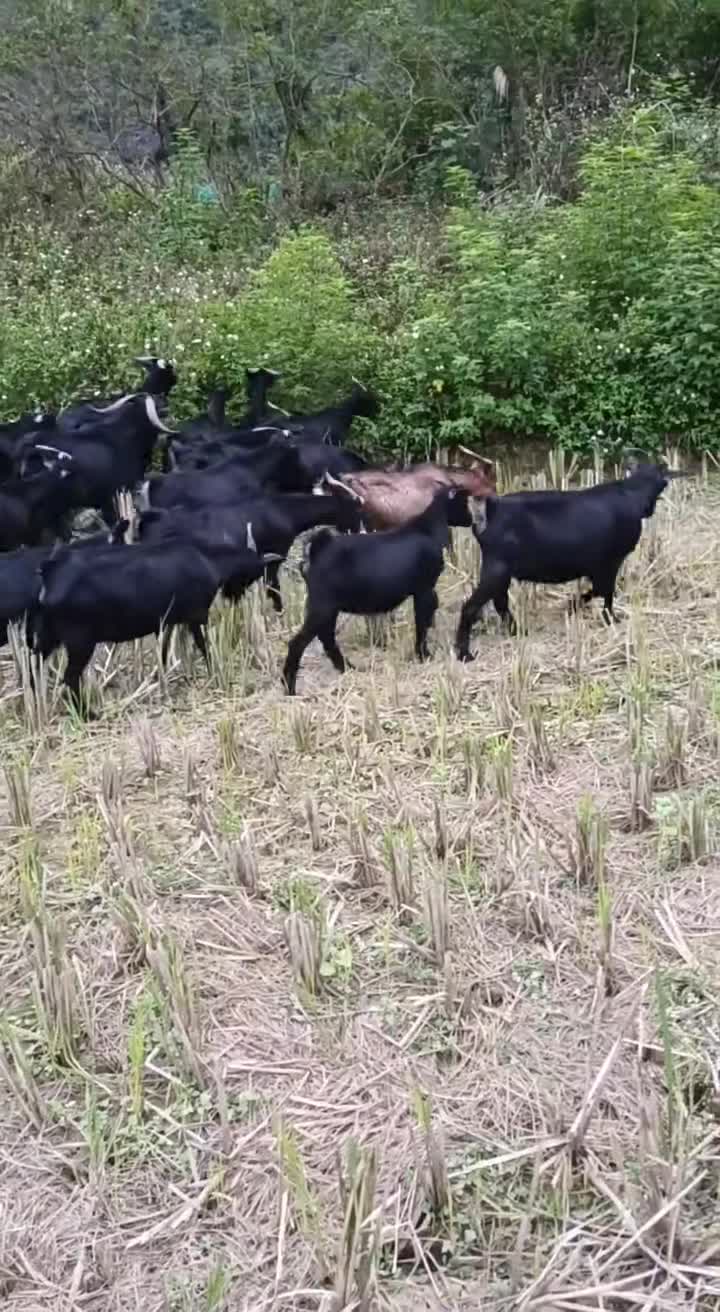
[317,460,496,531]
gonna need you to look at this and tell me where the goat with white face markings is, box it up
[282,487,457,695]
[53,355,178,431]
[15,393,174,527]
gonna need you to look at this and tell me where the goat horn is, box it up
[251,425,290,438]
[323,470,365,503]
[144,394,177,434]
[35,444,72,460]
[91,393,139,414]
[458,445,495,465]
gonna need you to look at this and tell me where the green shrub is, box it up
[1,103,720,458]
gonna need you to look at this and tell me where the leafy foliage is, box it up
[2,97,720,455]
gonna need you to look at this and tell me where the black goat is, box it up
[168,369,282,468]
[139,489,361,611]
[282,488,455,694]
[18,394,173,524]
[178,387,232,440]
[0,413,57,479]
[283,384,379,446]
[242,367,281,426]
[33,529,275,711]
[0,521,128,648]
[55,356,177,431]
[141,440,304,511]
[0,466,76,549]
[455,459,682,660]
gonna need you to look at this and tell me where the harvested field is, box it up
[1,464,719,1311]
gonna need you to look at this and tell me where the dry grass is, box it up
[1,465,720,1311]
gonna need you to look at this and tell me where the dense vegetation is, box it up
[3,1,720,455]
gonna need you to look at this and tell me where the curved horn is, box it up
[250,425,291,438]
[144,394,177,434]
[35,444,72,461]
[458,445,495,466]
[323,470,365,504]
[92,392,139,414]
[246,522,257,552]
[133,355,156,366]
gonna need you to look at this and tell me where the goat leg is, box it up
[264,559,283,613]
[188,621,211,670]
[456,563,512,660]
[492,586,516,634]
[413,588,438,661]
[317,616,347,673]
[62,638,97,718]
[282,619,318,696]
[591,564,621,624]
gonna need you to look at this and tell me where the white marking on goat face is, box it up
[246,522,257,552]
[157,358,167,370]
[137,481,151,511]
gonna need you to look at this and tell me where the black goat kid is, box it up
[283,488,456,695]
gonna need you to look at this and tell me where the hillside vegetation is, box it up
[1,2,720,454]
[2,7,720,1311]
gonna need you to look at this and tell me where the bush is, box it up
[2,102,720,458]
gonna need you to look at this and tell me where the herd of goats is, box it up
[0,355,685,712]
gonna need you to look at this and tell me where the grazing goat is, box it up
[33,527,275,711]
[0,522,129,649]
[179,387,232,440]
[318,459,496,530]
[138,490,361,611]
[242,367,281,426]
[141,439,304,510]
[455,458,683,661]
[282,488,456,695]
[283,384,379,446]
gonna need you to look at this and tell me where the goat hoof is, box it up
[456,648,475,664]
